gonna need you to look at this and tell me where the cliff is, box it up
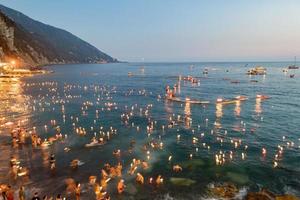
[0,4,117,67]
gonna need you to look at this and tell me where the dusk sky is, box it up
[1,0,300,62]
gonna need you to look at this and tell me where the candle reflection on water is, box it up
[184,99,191,128]
[234,100,241,117]
[255,97,262,114]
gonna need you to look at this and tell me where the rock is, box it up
[246,192,273,200]
[209,182,239,198]
[276,195,300,200]
[245,189,300,200]
[169,177,196,186]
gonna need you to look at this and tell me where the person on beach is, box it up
[100,178,108,191]
[50,154,56,170]
[55,194,62,200]
[156,175,163,185]
[142,160,149,169]
[75,183,81,200]
[136,173,144,184]
[1,191,7,200]
[6,186,13,200]
[115,163,122,177]
[19,186,25,200]
[31,192,40,200]
[117,179,125,194]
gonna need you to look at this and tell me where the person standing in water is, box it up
[117,179,125,194]
[31,192,40,200]
[19,186,25,200]
[6,186,14,200]
[75,183,81,200]
[50,154,56,170]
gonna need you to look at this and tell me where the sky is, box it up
[0,0,300,62]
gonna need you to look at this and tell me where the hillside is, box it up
[0,4,117,67]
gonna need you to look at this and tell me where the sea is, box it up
[0,62,299,199]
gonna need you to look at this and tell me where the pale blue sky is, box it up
[0,0,300,62]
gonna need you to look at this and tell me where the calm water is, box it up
[0,62,300,199]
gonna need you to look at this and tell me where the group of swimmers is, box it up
[1,76,297,200]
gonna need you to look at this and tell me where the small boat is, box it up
[290,74,295,78]
[287,56,299,69]
[256,94,270,100]
[283,69,288,73]
[166,97,209,104]
[216,96,247,105]
[85,140,105,147]
[128,72,133,76]
[230,80,240,84]
[288,66,299,69]
[247,66,266,75]
[203,68,208,74]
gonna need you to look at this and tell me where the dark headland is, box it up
[0,4,118,69]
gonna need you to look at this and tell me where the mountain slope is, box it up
[0,4,117,67]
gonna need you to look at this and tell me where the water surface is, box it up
[0,62,299,199]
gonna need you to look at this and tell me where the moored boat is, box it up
[287,56,299,69]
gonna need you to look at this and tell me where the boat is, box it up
[203,68,208,74]
[166,97,210,104]
[290,74,295,78]
[216,96,247,105]
[247,66,266,75]
[128,72,133,76]
[256,94,270,100]
[85,140,105,147]
[287,56,299,69]
[288,66,299,69]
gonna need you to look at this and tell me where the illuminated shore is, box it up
[0,62,51,78]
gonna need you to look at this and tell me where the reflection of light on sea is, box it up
[234,101,241,117]
[184,101,191,116]
[255,98,262,114]
[164,99,173,115]
[0,77,31,131]
[215,103,223,128]
[216,103,223,118]
[177,81,181,94]
[184,101,191,128]
[0,77,32,183]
